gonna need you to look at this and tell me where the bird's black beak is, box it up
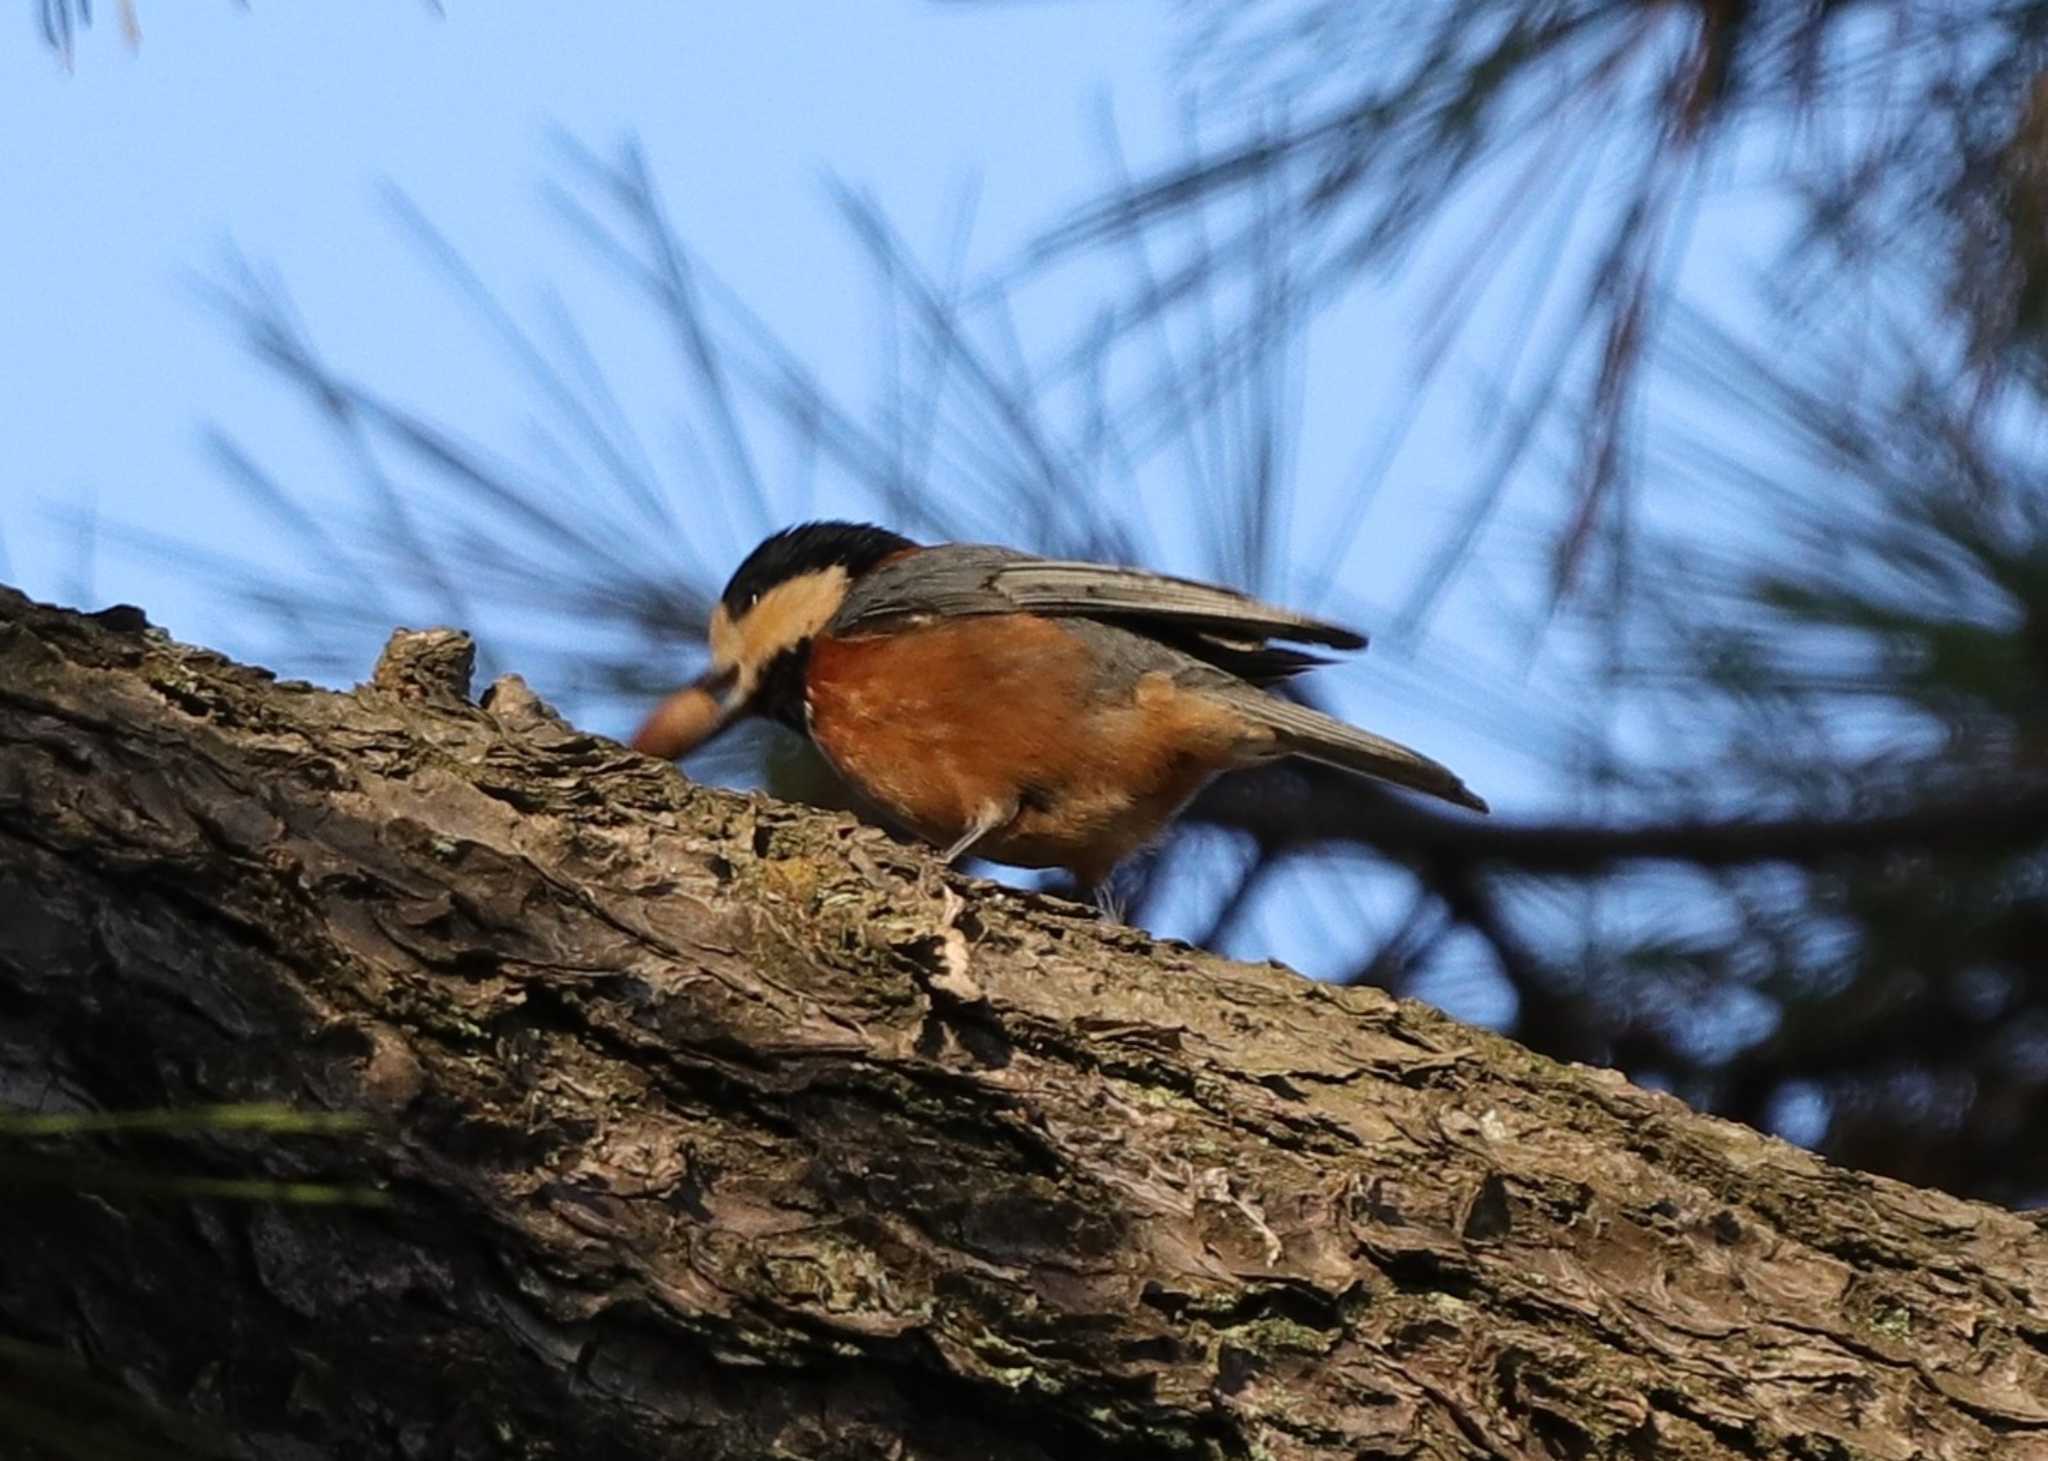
[629,665,745,760]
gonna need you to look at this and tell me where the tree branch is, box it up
[3,584,2045,1460]
[1192,763,2048,871]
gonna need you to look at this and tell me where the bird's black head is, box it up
[628,521,918,753]
[720,521,915,619]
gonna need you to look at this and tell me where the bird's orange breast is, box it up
[805,614,1254,884]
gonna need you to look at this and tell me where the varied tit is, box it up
[632,521,1486,904]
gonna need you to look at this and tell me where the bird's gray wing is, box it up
[828,543,1367,654]
[1054,618,1491,814]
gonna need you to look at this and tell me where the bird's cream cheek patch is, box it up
[736,570,849,663]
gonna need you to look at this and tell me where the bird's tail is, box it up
[1227,693,1489,813]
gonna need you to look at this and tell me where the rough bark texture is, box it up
[2,584,2046,1461]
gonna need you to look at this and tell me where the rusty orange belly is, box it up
[805,615,1253,884]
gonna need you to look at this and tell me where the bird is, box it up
[631,521,1486,907]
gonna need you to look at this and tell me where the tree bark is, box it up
[2,584,2045,1461]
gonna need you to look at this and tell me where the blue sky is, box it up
[0,2,1772,1004]
[0,3,1173,600]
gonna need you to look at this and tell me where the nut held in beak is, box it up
[630,684,727,760]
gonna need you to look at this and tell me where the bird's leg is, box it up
[1088,875,1126,922]
[938,803,1012,866]
[921,805,1011,913]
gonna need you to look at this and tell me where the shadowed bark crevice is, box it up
[2,585,2045,1460]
